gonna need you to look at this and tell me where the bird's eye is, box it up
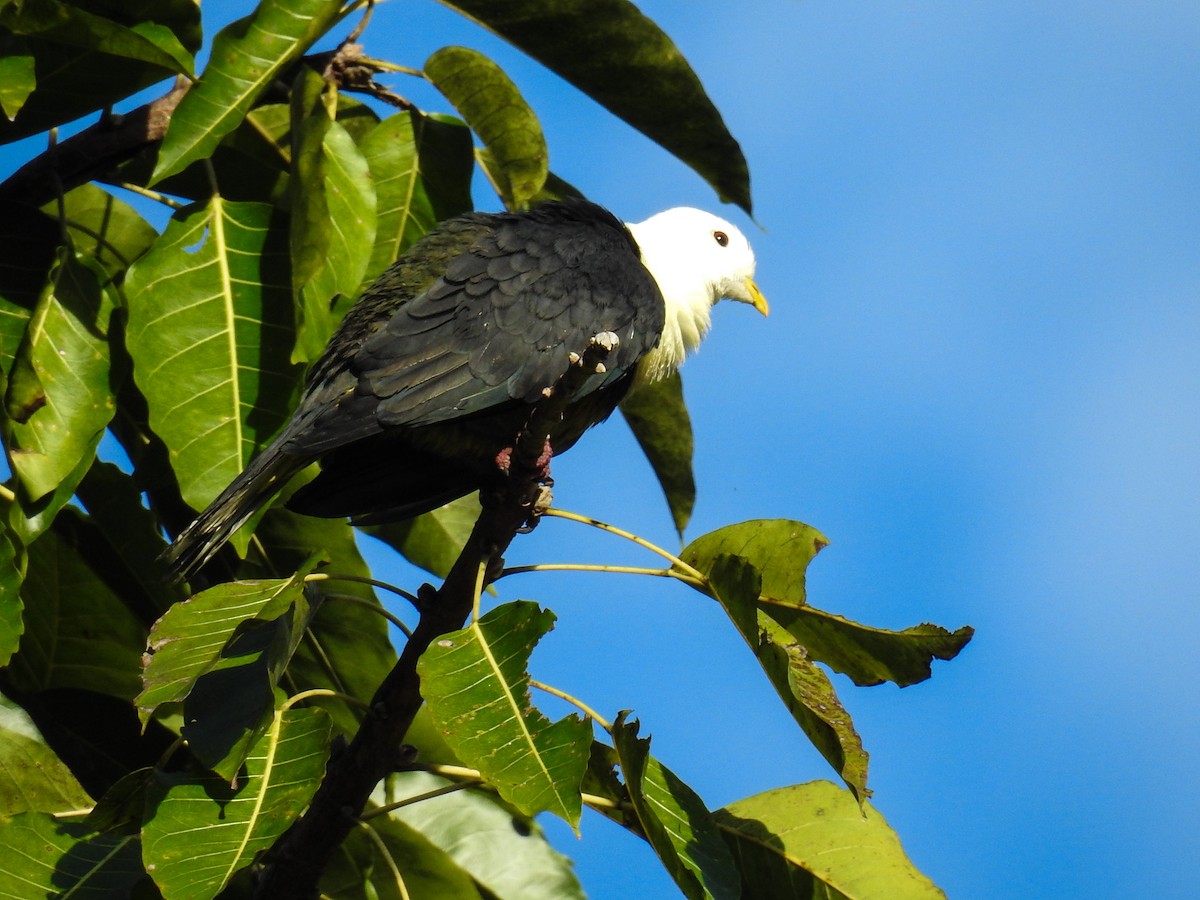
[713,230,729,247]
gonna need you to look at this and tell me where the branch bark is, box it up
[0,80,189,207]
[254,339,619,898]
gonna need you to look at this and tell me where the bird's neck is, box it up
[634,280,714,387]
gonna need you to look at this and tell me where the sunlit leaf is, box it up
[621,371,695,536]
[440,0,751,212]
[425,46,548,210]
[707,554,869,801]
[152,0,343,183]
[417,601,591,827]
[43,183,158,279]
[382,771,586,900]
[766,605,974,688]
[0,691,92,816]
[680,518,829,607]
[611,714,740,900]
[0,34,36,120]
[717,782,946,899]
[123,197,301,529]
[240,482,399,736]
[136,572,310,726]
[142,707,332,899]
[0,813,146,896]
[363,493,481,580]
[7,512,147,702]
[290,70,378,363]
[6,250,115,502]
[359,110,474,285]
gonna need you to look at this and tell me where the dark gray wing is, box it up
[286,201,665,455]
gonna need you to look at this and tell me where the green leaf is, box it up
[440,0,751,213]
[5,250,115,502]
[0,691,92,816]
[123,197,301,526]
[7,512,147,701]
[363,493,482,580]
[323,802,482,900]
[417,601,591,827]
[765,605,974,688]
[0,0,193,74]
[0,521,24,668]
[0,813,146,896]
[425,46,548,210]
[0,0,201,144]
[707,554,869,801]
[381,771,586,900]
[359,110,475,285]
[680,518,829,608]
[136,572,310,726]
[0,200,59,370]
[0,34,35,120]
[151,0,344,183]
[43,183,158,279]
[75,462,189,619]
[290,70,378,363]
[717,782,946,899]
[142,707,332,900]
[610,714,740,900]
[620,371,695,536]
[247,501,398,737]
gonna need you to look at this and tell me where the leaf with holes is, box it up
[123,198,301,540]
[417,601,591,827]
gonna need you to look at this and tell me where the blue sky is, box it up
[5,1,1198,897]
[383,3,1195,897]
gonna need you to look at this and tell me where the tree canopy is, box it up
[0,2,971,897]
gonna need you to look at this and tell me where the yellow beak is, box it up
[745,277,769,316]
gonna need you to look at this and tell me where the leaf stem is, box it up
[359,778,480,820]
[321,591,413,637]
[305,571,420,609]
[112,181,185,209]
[542,507,708,583]
[355,819,412,900]
[498,562,697,585]
[529,679,611,731]
[280,688,370,713]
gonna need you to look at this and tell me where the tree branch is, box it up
[254,337,620,898]
[0,80,190,207]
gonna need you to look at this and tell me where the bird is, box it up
[164,199,767,580]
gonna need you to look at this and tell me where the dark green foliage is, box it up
[0,3,967,897]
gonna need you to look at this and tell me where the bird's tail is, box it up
[162,440,308,583]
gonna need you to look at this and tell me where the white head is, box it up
[625,207,768,385]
